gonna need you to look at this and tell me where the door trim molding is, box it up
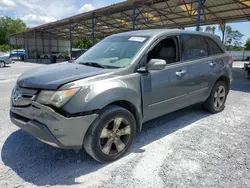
[148,93,188,107]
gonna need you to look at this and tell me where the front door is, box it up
[141,36,190,122]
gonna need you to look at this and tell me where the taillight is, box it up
[229,56,233,67]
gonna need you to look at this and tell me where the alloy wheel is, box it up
[0,62,4,68]
[214,85,226,110]
[99,117,131,156]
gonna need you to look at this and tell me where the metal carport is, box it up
[9,0,250,59]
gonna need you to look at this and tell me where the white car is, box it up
[0,53,13,68]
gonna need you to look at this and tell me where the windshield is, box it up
[75,36,149,68]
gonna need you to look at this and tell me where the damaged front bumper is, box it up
[10,101,98,149]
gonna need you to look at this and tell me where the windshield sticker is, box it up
[128,37,146,42]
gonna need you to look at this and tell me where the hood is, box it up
[17,62,112,89]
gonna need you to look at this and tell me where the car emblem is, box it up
[13,88,22,101]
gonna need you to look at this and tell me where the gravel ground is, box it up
[0,61,249,188]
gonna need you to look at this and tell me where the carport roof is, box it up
[10,0,250,40]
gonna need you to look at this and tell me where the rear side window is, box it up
[181,34,209,61]
[206,37,223,55]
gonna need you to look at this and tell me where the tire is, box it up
[84,105,136,163]
[0,61,5,68]
[44,55,49,59]
[58,55,63,59]
[203,81,228,113]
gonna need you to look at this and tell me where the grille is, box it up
[12,86,39,107]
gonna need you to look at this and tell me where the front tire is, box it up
[203,81,228,113]
[84,105,136,163]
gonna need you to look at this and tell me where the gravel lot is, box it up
[0,61,249,188]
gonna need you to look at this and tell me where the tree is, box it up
[0,16,27,45]
[245,38,250,50]
[205,26,216,34]
[218,25,244,50]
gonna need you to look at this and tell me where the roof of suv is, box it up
[113,29,217,38]
[111,29,224,52]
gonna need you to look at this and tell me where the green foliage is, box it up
[226,45,244,51]
[0,16,27,45]
[218,25,244,48]
[204,26,216,34]
[72,37,104,49]
[245,38,250,50]
[0,44,10,51]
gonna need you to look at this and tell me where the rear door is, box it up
[180,34,220,104]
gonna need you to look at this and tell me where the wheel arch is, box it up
[106,100,142,132]
[216,75,230,93]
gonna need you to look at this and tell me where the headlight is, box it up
[36,88,80,108]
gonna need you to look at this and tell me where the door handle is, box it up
[209,61,216,68]
[176,70,186,77]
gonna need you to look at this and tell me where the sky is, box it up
[0,0,249,44]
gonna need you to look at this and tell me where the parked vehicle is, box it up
[71,48,88,59]
[10,29,232,162]
[40,52,64,59]
[0,53,13,67]
[10,49,25,58]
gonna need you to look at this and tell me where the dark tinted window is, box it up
[206,37,223,55]
[148,37,179,64]
[182,35,209,61]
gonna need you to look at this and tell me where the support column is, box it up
[42,34,44,54]
[15,37,18,59]
[23,34,25,51]
[196,0,202,31]
[26,38,29,58]
[91,15,95,45]
[8,36,11,55]
[57,40,59,53]
[49,29,51,56]
[69,22,72,59]
[34,30,37,61]
[132,3,136,30]
[220,22,226,44]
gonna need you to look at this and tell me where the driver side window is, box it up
[147,37,179,65]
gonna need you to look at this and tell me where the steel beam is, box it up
[91,15,95,45]
[132,3,136,30]
[196,0,203,31]
[69,22,72,59]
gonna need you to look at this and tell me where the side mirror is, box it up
[146,59,166,71]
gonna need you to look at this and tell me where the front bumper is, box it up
[10,101,98,149]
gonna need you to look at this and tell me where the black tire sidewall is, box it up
[205,81,228,113]
[84,105,136,163]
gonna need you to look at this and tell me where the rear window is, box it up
[206,37,223,55]
[181,34,209,61]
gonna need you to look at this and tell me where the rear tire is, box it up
[0,61,5,68]
[84,105,136,163]
[203,81,228,113]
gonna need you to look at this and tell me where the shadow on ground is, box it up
[1,105,210,186]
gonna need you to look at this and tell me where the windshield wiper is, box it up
[79,62,105,68]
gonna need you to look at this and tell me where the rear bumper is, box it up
[10,101,98,149]
[2,59,12,64]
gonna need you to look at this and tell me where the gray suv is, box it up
[10,29,232,162]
